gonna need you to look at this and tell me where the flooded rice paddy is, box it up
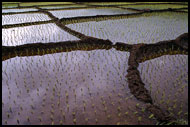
[49,8,136,19]
[66,12,188,44]
[2,2,188,125]
[2,23,79,46]
[3,50,157,125]
[119,4,188,10]
[2,13,51,25]
[138,55,188,122]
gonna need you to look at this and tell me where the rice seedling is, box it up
[138,117,142,122]
[107,114,111,119]
[148,114,154,119]
[133,111,138,115]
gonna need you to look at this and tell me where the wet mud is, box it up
[2,11,41,15]
[146,104,176,123]
[126,43,153,104]
[2,20,55,29]
[2,39,112,61]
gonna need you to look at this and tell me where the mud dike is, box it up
[2,2,188,125]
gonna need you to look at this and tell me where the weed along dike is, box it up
[2,2,188,125]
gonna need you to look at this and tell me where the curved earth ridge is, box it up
[2,33,188,61]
